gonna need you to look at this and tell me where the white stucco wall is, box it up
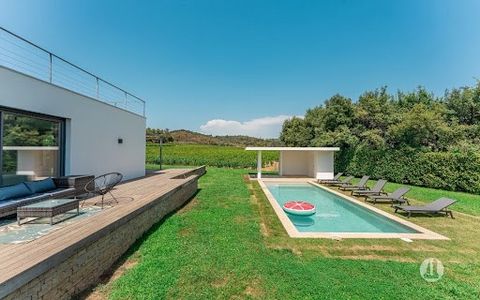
[280,150,335,179]
[280,151,313,177]
[313,151,335,180]
[0,67,146,180]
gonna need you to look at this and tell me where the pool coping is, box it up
[256,178,449,240]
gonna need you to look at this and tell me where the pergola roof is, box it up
[245,147,340,151]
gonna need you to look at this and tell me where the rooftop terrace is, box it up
[0,27,145,117]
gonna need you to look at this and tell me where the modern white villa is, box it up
[0,27,206,299]
[0,28,146,186]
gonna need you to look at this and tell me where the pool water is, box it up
[266,183,418,233]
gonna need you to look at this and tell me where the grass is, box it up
[347,177,480,216]
[107,168,480,299]
[146,143,279,168]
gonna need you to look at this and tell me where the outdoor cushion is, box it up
[25,178,56,194]
[0,183,33,201]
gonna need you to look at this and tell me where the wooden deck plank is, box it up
[0,177,186,270]
[0,168,202,293]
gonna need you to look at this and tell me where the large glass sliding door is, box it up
[0,108,64,187]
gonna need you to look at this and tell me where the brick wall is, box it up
[4,177,198,299]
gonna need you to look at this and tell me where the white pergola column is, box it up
[257,150,262,179]
[279,150,283,176]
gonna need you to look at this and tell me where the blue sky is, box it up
[1,0,479,138]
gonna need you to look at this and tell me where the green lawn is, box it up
[106,168,480,299]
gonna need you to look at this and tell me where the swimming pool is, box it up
[261,181,447,239]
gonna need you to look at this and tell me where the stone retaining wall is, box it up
[172,165,206,179]
[4,174,200,299]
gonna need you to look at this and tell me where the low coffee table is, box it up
[17,199,80,226]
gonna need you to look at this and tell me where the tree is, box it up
[2,114,59,146]
[357,129,386,150]
[310,125,359,148]
[396,86,436,109]
[146,128,174,143]
[279,117,312,146]
[280,82,480,154]
[355,86,395,134]
[321,94,355,131]
[279,82,480,189]
[304,106,325,129]
[387,103,450,150]
[303,95,357,148]
[444,82,480,125]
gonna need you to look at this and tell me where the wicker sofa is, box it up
[0,175,93,218]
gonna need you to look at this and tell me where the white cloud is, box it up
[199,115,294,138]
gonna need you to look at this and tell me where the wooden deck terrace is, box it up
[0,167,205,299]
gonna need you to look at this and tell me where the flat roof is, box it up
[245,147,340,151]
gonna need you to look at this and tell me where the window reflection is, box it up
[1,112,61,186]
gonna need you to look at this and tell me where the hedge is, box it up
[338,147,480,194]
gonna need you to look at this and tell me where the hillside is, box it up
[169,130,283,147]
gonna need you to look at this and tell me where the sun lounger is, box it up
[366,187,410,205]
[327,176,354,186]
[393,197,457,218]
[352,179,387,197]
[339,175,370,191]
[318,172,343,184]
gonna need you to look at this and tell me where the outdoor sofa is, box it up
[0,175,93,218]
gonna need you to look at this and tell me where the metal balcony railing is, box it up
[0,27,146,117]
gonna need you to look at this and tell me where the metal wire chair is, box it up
[84,172,123,208]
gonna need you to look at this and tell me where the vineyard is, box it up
[146,143,279,168]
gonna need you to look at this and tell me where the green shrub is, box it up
[342,148,480,193]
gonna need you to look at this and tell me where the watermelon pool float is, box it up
[283,201,316,216]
